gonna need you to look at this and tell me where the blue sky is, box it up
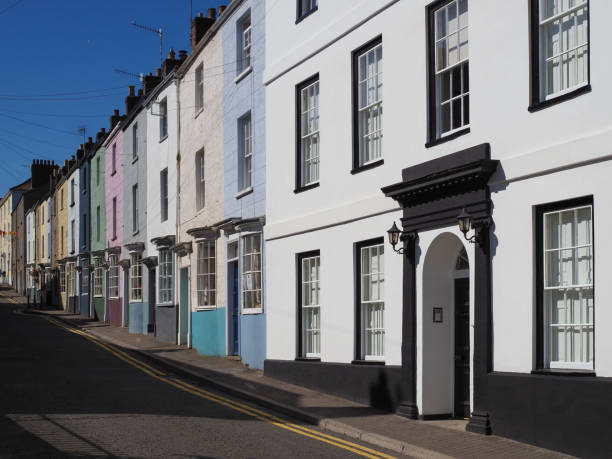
[0,0,226,188]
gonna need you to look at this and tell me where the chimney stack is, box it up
[218,5,226,15]
[178,49,188,61]
[162,48,181,77]
[143,72,162,95]
[31,159,57,189]
[110,109,122,130]
[191,12,215,50]
[125,84,142,114]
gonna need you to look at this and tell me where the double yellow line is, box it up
[43,316,396,459]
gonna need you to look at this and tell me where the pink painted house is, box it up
[104,111,124,327]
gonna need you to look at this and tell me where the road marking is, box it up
[39,315,397,459]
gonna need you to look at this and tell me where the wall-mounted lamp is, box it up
[457,208,491,245]
[387,221,417,255]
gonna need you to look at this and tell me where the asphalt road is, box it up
[0,293,397,459]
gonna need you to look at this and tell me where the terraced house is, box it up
[176,9,225,356]
[90,129,108,321]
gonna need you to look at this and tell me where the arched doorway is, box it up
[421,232,470,418]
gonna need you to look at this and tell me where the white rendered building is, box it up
[264,1,606,457]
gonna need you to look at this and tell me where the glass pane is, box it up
[576,207,591,246]
[463,94,470,125]
[451,66,461,97]
[436,39,447,71]
[447,2,457,34]
[441,71,451,102]
[545,250,561,287]
[459,28,469,61]
[545,212,560,249]
[458,0,468,28]
[575,247,592,285]
[435,8,446,40]
[441,102,451,133]
[452,98,462,130]
[448,33,458,67]
[560,210,574,248]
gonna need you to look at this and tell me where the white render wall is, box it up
[146,81,178,257]
[266,210,403,365]
[266,0,612,375]
[26,210,34,266]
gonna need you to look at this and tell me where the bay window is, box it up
[196,240,216,308]
[158,249,173,304]
[94,257,104,297]
[539,198,593,370]
[109,255,119,298]
[242,234,262,312]
[129,253,143,302]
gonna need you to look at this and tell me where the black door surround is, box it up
[382,143,498,434]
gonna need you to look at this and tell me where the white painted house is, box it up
[264,1,607,457]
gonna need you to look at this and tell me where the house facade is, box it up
[54,165,69,310]
[90,130,107,321]
[66,157,80,313]
[220,0,266,369]
[25,206,35,301]
[264,1,608,458]
[34,194,51,305]
[122,89,151,335]
[176,9,225,356]
[104,113,125,327]
[145,53,183,344]
[0,179,29,286]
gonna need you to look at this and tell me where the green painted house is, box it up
[90,140,106,321]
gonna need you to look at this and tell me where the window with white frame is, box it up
[66,261,76,297]
[297,77,319,188]
[431,0,469,139]
[93,257,104,297]
[70,219,75,253]
[301,254,320,357]
[132,123,138,159]
[239,15,251,73]
[239,114,252,191]
[81,260,89,294]
[242,234,262,311]
[196,240,216,308]
[159,98,168,140]
[96,205,101,242]
[542,203,593,370]
[109,254,119,298]
[158,248,173,304]
[355,38,383,167]
[132,184,138,233]
[360,242,385,359]
[160,169,168,222]
[129,253,143,302]
[112,144,116,174]
[195,64,204,112]
[195,150,205,210]
[535,0,589,103]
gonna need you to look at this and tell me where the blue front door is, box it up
[232,262,239,355]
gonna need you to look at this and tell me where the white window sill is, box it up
[441,123,471,139]
[156,302,174,307]
[234,66,252,84]
[544,82,589,101]
[242,307,263,315]
[364,355,385,361]
[549,362,593,371]
[234,187,253,199]
[194,306,216,312]
[129,299,143,303]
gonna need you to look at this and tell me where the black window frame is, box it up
[294,73,320,194]
[425,0,471,148]
[351,35,384,175]
[528,0,591,113]
[295,249,321,360]
[534,195,595,374]
[296,0,318,24]
[353,236,385,365]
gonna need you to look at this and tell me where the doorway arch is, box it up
[421,232,470,417]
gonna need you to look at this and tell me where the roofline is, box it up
[175,0,244,78]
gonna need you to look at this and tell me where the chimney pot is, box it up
[114,109,119,116]
[208,8,216,19]
[88,137,93,143]
[179,50,188,60]
[138,89,143,96]
[128,85,135,96]
[156,68,161,77]
[219,5,226,15]
[198,12,203,17]
[168,48,175,59]
[101,128,106,133]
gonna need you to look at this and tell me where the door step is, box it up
[226,355,242,361]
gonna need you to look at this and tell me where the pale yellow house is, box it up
[0,179,31,286]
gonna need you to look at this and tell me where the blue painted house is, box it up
[221,0,266,369]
